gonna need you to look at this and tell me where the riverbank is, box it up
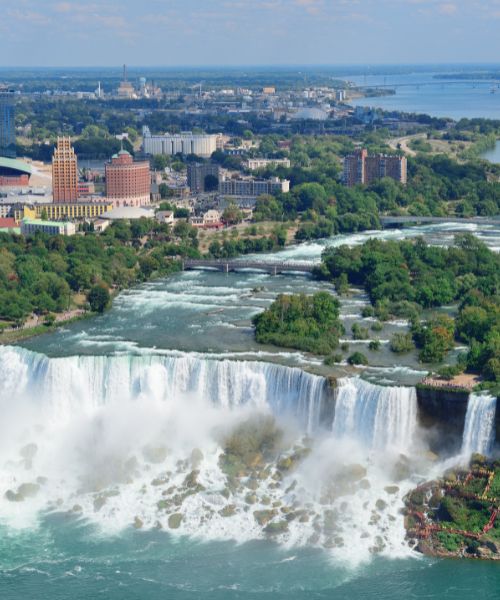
[0,312,90,345]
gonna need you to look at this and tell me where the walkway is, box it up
[182,259,315,275]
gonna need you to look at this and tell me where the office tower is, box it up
[52,137,79,202]
[0,86,16,158]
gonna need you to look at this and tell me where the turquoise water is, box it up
[1,517,499,600]
[348,71,500,120]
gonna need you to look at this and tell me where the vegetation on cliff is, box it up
[405,455,500,560]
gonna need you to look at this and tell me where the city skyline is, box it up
[2,0,500,67]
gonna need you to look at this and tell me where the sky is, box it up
[1,0,500,67]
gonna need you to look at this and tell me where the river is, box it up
[347,70,500,120]
[1,222,499,599]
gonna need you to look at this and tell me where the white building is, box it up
[219,176,289,198]
[21,219,76,236]
[246,158,291,171]
[142,127,219,158]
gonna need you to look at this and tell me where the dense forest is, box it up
[0,219,201,325]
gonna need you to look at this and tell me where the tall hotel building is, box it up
[343,149,407,187]
[105,150,150,207]
[52,137,78,202]
[0,86,16,159]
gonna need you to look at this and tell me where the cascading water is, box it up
[332,378,418,453]
[0,346,326,433]
[461,393,497,458]
[0,345,425,563]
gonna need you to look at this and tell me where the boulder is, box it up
[133,517,144,529]
[168,513,183,529]
[254,509,277,526]
[219,505,237,518]
[17,483,40,498]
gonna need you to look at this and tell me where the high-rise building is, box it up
[0,86,16,159]
[187,163,220,193]
[343,149,407,187]
[105,150,150,207]
[52,137,79,202]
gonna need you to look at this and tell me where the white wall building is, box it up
[21,219,76,236]
[142,127,219,158]
[219,176,289,198]
[246,158,291,171]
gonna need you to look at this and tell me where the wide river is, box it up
[348,70,500,120]
[1,222,499,599]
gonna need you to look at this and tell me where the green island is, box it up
[252,234,499,391]
[405,455,500,560]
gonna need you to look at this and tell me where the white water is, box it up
[0,346,430,564]
[461,393,497,458]
[332,378,418,453]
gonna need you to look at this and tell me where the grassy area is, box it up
[0,314,89,345]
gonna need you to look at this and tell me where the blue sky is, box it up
[1,0,500,67]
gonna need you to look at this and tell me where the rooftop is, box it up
[0,157,33,175]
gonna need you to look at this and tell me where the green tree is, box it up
[88,285,110,313]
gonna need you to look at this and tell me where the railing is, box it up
[182,259,315,275]
[380,216,500,226]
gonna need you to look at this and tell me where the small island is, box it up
[405,455,500,560]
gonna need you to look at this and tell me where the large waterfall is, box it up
[332,378,418,453]
[0,346,326,433]
[461,393,497,458]
[0,346,422,561]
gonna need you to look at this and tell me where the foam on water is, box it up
[0,345,431,565]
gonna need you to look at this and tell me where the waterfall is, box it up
[332,378,417,452]
[0,346,326,434]
[461,393,497,458]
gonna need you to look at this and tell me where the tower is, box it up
[0,86,16,159]
[52,137,78,202]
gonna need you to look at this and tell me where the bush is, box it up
[352,323,369,340]
[348,352,368,366]
[390,332,415,354]
[369,340,381,351]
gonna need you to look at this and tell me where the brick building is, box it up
[105,150,150,207]
[52,137,78,202]
[343,149,407,187]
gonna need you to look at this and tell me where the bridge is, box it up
[380,216,500,227]
[350,80,500,91]
[182,259,315,275]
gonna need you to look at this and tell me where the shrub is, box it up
[348,352,368,366]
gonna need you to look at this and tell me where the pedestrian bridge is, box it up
[182,259,315,275]
[380,216,500,227]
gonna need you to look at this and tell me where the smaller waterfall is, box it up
[332,378,417,452]
[461,393,497,458]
